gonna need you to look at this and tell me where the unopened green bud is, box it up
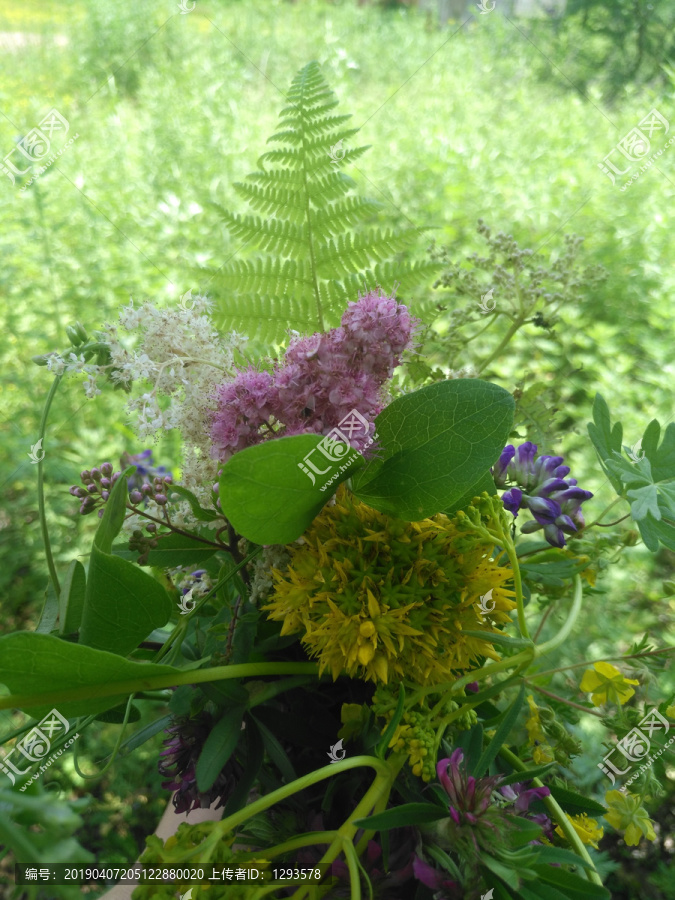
[32,353,52,366]
[75,321,88,342]
[66,325,82,346]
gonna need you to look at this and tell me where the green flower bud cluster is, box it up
[538,706,582,763]
[372,690,437,781]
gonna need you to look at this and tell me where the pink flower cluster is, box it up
[210,290,417,461]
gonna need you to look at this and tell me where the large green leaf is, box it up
[79,474,172,656]
[58,560,86,635]
[219,433,364,544]
[0,632,179,719]
[353,380,514,520]
[112,532,218,567]
[587,393,623,492]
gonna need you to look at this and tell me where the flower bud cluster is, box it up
[69,459,173,519]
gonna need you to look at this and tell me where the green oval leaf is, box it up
[353,380,514,520]
[219,434,364,544]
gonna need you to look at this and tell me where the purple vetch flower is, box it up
[210,289,418,462]
[437,749,502,831]
[122,449,170,491]
[491,442,592,547]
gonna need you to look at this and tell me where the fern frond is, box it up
[209,61,437,343]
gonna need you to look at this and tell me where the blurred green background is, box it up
[1,0,674,896]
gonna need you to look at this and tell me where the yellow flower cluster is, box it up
[555,813,604,849]
[262,488,517,685]
[524,695,555,765]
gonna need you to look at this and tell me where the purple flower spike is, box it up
[491,441,593,548]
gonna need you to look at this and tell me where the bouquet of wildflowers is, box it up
[2,63,674,900]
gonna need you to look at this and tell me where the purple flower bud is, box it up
[69,485,81,496]
[501,487,523,516]
[492,445,515,487]
[98,508,105,518]
[112,472,121,482]
[100,477,111,489]
[101,490,110,501]
[100,462,113,476]
[146,522,157,533]
[90,467,101,481]
[543,523,566,547]
[155,494,168,506]
[524,496,561,523]
[80,469,92,482]
[163,474,173,484]
[87,483,98,494]
[129,490,143,504]
[142,483,153,495]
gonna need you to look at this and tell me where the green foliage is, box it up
[353,380,514,519]
[80,473,172,656]
[0,632,177,719]
[208,60,439,343]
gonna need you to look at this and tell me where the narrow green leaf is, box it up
[462,631,534,649]
[353,802,448,831]
[532,864,610,897]
[498,763,555,787]
[547,785,607,816]
[118,714,173,757]
[36,582,59,635]
[474,685,525,777]
[196,706,246,792]
[223,717,265,817]
[250,713,297,783]
[94,467,135,553]
[58,560,86,635]
[533,847,596,870]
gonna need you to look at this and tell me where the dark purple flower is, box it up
[437,750,502,832]
[413,856,458,895]
[491,442,593,547]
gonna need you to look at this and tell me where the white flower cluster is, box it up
[100,295,247,512]
[248,545,291,606]
[46,352,102,398]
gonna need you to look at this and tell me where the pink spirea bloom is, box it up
[210,290,417,461]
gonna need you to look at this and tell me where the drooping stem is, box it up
[37,373,64,597]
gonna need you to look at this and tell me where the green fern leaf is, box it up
[206,61,440,343]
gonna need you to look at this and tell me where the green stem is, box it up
[527,683,604,717]
[72,694,137,779]
[475,317,524,375]
[0,662,320,712]
[499,524,529,640]
[533,575,583,658]
[533,646,675,680]
[37,374,63,597]
[499,746,603,886]
[583,496,624,530]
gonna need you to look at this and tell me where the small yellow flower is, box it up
[579,662,639,707]
[604,790,657,846]
[555,813,604,849]
[665,705,675,719]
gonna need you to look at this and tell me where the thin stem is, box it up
[583,497,623,530]
[72,694,137,779]
[499,525,529,640]
[533,576,583,658]
[128,506,227,550]
[532,646,675,680]
[533,600,555,642]
[37,374,63,596]
[499,746,604,886]
[475,317,525,375]
[527,683,604,717]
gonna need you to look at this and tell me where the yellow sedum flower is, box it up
[262,488,517,685]
[525,695,555,764]
[555,813,604,849]
[579,662,640,707]
[603,790,657,846]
